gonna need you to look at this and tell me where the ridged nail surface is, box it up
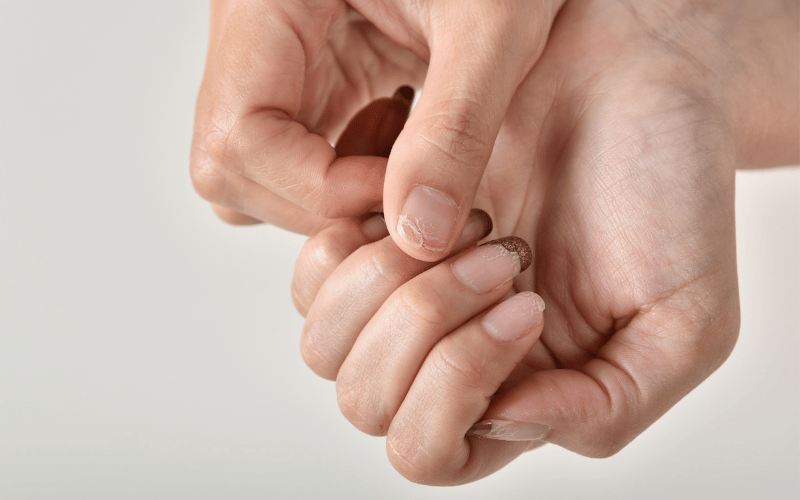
[397,186,459,252]
[451,236,531,293]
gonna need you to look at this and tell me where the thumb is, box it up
[383,2,557,261]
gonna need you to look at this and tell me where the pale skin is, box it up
[191,0,800,487]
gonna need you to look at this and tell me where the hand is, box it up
[190,0,564,239]
[190,0,420,231]
[291,0,798,485]
[294,212,549,485]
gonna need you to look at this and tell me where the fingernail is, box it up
[377,88,415,157]
[467,419,550,441]
[362,213,389,241]
[451,236,531,294]
[448,209,494,255]
[481,292,545,342]
[456,208,493,245]
[397,186,459,252]
[469,208,493,240]
[392,85,415,104]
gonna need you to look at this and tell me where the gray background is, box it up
[1,2,797,499]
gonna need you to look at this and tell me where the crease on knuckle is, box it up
[430,337,489,395]
[386,427,464,486]
[191,115,239,203]
[308,229,352,276]
[392,281,448,332]
[189,145,226,203]
[299,181,335,218]
[386,431,437,485]
[336,377,388,436]
[419,104,491,170]
[588,430,626,459]
[363,245,421,288]
[291,233,350,316]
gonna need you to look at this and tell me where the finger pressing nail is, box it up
[450,236,532,294]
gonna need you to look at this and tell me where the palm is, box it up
[474,1,739,392]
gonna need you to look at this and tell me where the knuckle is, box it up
[429,337,489,394]
[420,105,491,170]
[300,229,352,281]
[391,280,448,332]
[474,2,516,35]
[189,147,226,204]
[386,430,460,486]
[362,245,420,287]
[587,424,631,459]
[560,407,630,459]
[474,1,549,58]
[203,113,238,167]
[190,114,241,203]
[299,323,339,381]
[300,188,333,218]
[309,199,343,220]
[336,377,389,436]
[660,285,741,371]
[386,432,434,484]
[298,178,354,219]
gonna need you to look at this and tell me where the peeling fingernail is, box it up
[451,236,531,294]
[481,236,532,271]
[397,185,459,252]
[467,419,550,441]
[481,292,545,341]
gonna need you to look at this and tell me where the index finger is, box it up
[192,2,401,223]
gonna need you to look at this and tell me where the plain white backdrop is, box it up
[0,2,797,499]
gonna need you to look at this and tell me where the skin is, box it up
[190,0,799,487]
[286,0,799,486]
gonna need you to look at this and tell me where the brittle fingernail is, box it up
[397,185,459,252]
[451,236,531,294]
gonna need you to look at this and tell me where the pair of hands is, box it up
[191,0,799,485]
